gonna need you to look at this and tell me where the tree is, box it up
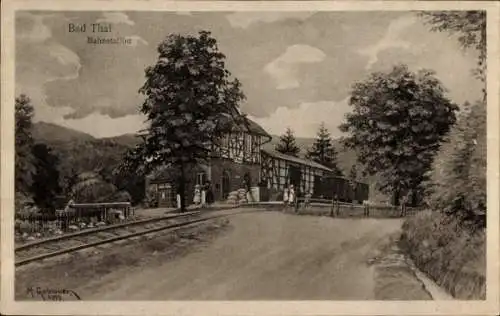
[339,64,458,206]
[121,31,245,211]
[306,123,342,176]
[15,94,35,195]
[30,143,62,212]
[275,127,300,157]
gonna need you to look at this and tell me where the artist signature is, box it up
[27,287,81,301]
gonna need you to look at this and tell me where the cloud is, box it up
[16,12,82,124]
[248,99,350,138]
[97,12,135,25]
[264,44,326,90]
[226,12,314,29]
[358,15,417,70]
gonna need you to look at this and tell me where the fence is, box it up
[15,202,133,237]
[292,197,424,218]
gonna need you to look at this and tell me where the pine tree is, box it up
[275,127,300,157]
[306,123,342,176]
[15,94,35,195]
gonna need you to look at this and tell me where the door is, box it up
[222,170,231,200]
[158,183,174,207]
[289,165,301,189]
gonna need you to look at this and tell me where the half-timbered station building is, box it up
[146,114,272,208]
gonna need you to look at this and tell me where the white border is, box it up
[1,1,499,315]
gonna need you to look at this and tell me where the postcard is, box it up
[1,1,499,315]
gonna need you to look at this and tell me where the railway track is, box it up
[15,211,207,267]
[15,207,258,267]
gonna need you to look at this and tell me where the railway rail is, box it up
[15,207,259,267]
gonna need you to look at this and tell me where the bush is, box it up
[401,210,485,299]
[71,172,119,203]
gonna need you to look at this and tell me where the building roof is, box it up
[136,113,271,139]
[260,149,333,172]
[218,113,271,138]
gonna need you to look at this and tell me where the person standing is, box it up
[201,183,207,208]
[243,172,254,203]
[176,193,181,210]
[288,184,295,210]
[283,186,289,209]
[304,190,312,209]
[193,184,201,207]
[206,181,214,208]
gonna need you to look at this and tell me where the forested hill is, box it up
[33,122,95,143]
[32,122,358,176]
[32,122,137,185]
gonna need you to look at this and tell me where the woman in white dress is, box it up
[288,185,295,207]
[201,183,207,208]
[193,184,201,207]
[283,187,289,207]
[176,193,181,209]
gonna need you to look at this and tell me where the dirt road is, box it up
[76,211,428,300]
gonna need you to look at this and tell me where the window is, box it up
[196,173,207,185]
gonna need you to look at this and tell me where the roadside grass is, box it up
[399,210,486,300]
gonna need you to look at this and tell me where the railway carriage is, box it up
[314,175,369,203]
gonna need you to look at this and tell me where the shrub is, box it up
[71,172,119,203]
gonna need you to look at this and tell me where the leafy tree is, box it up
[111,168,146,205]
[15,94,35,195]
[339,64,458,205]
[306,123,342,176]
[275,127,300,157]
[30,143,62,212]
[121,31,245,211]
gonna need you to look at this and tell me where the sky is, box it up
[15,11,483,138]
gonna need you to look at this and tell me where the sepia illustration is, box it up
[9,8,489,303]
